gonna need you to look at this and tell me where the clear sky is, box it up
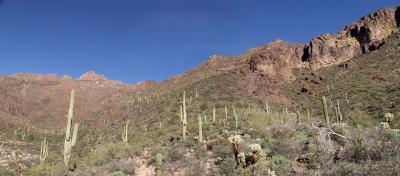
[0,0,398,83]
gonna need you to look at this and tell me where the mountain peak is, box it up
[79,71,108,81]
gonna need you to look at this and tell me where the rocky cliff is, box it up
[303,6,400,69]
[249,6,399,73]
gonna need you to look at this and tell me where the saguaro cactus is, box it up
[296,111,301,124]
[264,100,271,114]
[198,115,203,142]
[233,105,238,129]
[156,153,163,176]
[225,105,228,119]
[336,100,343,124]
[322,96,329,126]
[40,137,48,162]
[180,91,187,141]
[213,106,216,124]
[63,90,79,169]
[122,120,129,143]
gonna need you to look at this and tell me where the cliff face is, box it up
[243,6,400,79]
[247,40,305,80]
[303,7,400,69]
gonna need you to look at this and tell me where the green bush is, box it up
[109,171,124,176]
[270,155,291,173]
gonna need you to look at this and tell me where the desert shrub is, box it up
[106,159,135,175]
[192,145,206,158]
[184,159,203,176]
[270,155,291,173]
[213,142,231,159]
[266,136,294,156]
[235,160,270,176]
[86,142,138,166]
[347,109,376,127]
[216,157,237,175]
[0,169,14,176]
[27,162,65,176]
[294,131,310,142]
[109,171,124,176]
[165,146,185,163]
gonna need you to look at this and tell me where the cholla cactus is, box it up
[238,152,246,167]
[248,143,266,162]
[228,135,243,167]
[229,135,267,168]
[384,113,394,123]
[228,135,243,144]
[268,169,276,176]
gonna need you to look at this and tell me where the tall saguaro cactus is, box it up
[233,105,238,129]
[213,106,216,124]
[181,91,187,141]
[40,137,48,162]
[322,96,329,126]
[264,100,271,114]
[336,100,343,124]
[64,90,79,169]
[198,115,203,143]
[225,105,228,119]
[155,153,163,176]
[122,120,129,143]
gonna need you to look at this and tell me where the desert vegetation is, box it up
[1,6,400,176]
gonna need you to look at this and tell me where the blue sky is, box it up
[0,0,398,83]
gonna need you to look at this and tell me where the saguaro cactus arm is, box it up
[71,123,78,146]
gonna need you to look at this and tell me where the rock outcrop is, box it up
[246,6,400,76]
[303,6,400,69]
[247,40,305,80]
